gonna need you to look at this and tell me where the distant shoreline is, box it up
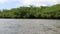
[0,18,59,20]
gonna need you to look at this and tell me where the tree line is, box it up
[0,4,60,19]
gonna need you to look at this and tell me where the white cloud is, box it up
[0,0,9,3]
[0,0,59,6]
[0,0,17,4]
[17,0,41,6]
[17,0,59,6]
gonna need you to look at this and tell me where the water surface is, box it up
[0,19,60,34]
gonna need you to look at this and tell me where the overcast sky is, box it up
[0,0,59,9]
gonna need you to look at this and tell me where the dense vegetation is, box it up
[0,4,60,19]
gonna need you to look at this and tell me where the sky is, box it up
[0,0,59,9]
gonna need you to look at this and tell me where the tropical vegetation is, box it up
[0,4,60,19]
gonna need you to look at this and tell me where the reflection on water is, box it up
[0,19,60,34]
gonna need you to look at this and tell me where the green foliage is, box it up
[0,4,60,19]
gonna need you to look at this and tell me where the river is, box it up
[0,19,60,34]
